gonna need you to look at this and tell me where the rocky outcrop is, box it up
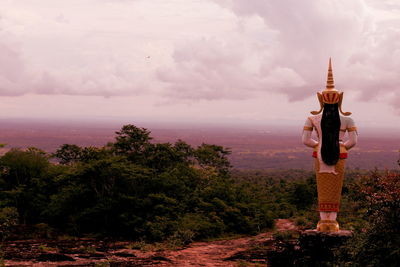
[227,229,353,266]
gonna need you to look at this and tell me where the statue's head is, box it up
[311,58,351,116]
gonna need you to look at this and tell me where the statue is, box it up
[302,59,358,232]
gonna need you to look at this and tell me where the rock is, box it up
[114,252,136,257]
[37,252,75,262]
[268,230,353,266]
[89,253,106,259]
[301,229,353,237]
[62,264,95,267]
[109,261,141,267]
[297,230,353,264]
[151,255,171,262]
[223,246,269,263]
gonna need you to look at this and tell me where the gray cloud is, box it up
[0,35,31,96]
[157,37,310,101]
[159,0,371,102]
[0,38,147,97]
[157,0,399,112]
[0,7,149,97]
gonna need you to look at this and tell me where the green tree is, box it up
[53,144,82,165]
[113,124,152,162]
[0,148,49,188]
[343,169,400,266]
[194,144,231,175]
[0,148,51,224]
[287,177,316,210]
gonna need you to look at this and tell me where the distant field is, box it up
[0,120,398,170]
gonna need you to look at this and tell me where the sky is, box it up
[0,0,399,130]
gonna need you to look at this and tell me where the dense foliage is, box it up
[340,169,400,266]
[1,124,314,241]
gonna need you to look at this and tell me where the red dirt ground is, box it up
[4,219,296,267]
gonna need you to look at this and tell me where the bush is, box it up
[0,207,18,241]
[168,229,195,247]
[341,170,400,266]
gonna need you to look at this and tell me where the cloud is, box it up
[159,0,399,112]
[158,0,371,102]
[31,64,149,97]
[0,32,32,96]
[343,25,400,101]
[157,36,313,101]
[0,2,152,97]
[0,36,148,97]
[0,0,399,116]
[366,0,400,10]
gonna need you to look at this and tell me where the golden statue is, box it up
[302,59,358,232]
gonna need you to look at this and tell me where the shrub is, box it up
[0,207,18,241]
[342,170,400,266]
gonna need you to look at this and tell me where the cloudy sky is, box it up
[1,0,399,129]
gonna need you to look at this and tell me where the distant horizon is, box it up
[0,117,398,170]
[0,116,398,138]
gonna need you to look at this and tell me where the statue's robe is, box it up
[302,114,357,212]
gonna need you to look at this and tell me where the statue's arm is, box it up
[344,117,358,150]
[302,118,318,148]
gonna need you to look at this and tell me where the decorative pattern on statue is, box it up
[302,58,358,232]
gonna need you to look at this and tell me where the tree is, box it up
[113,125,152,163]
[0,148,49,189]
[287,178,316,210]
[344,169,400,266]
[194,144,231,175]
[53,144,82,165]
[0,148,51,224]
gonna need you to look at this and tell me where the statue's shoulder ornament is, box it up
[308,114,322,127]
[340,116,357,133]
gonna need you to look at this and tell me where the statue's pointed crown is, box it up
[322,58,340,104]
[326,58,335,90]
[310,58,352,116]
